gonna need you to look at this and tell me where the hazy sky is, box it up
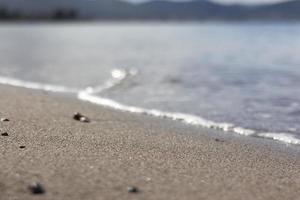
[211,0,287,4]
[126,0,288,5]
[214,0,287,4]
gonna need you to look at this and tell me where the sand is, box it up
[0,85,299,200]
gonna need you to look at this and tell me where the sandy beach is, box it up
[0,85,299,200]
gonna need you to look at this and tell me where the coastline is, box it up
[0,85,299,200]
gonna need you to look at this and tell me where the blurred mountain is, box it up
[0,0,132,19]
[0,0,299,20]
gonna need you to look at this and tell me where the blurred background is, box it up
[0,0,299,21]
[1,0,300,143]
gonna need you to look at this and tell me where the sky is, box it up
[211,0,287,4]
[214,0,287,4]
[126,0,288,5]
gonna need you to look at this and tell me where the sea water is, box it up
[0,22,300,144]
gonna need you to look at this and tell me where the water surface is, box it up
[1,22,300,144]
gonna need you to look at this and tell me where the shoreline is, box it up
[0,85,299,199]
[1,73,299,145]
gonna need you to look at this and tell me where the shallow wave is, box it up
[79,91,300,145]
[0,70,299,145]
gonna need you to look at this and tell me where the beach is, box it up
[0,85,299,200]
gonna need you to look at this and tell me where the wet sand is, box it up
[0,85,299,200]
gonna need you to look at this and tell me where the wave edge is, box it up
[0,70,299,146]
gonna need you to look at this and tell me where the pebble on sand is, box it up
[215,138,225,142]
[19,145,26,149]
[0,118,9,122]
[127,186,139,193]
[28,182,46,195]
[73,112,90,123]
[1,132,8,136]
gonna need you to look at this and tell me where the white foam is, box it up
[78,90,234,130]
[0,70,300,146]
[79,89,259,136]
[79,90,300,145]
[0,76,78,93]
[257,133,300,145]
[233,127,256,136]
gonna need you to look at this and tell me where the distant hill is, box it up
[0,0,300,21]
[249,1,300,20]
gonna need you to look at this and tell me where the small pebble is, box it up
[215,138,224,142]
[127,186,139,193]
[73,112,90,123]
[0,118,9,122]
[1,132,8,136]
[28,182,45,194]
[19,145,26,149]
[73,112,82,120]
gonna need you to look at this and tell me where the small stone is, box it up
[0,118,9,122]
[73,112,90,123]
[127,186,139,193]
[73,112,82,120]
[28,182,45,194]
[19,145,26,149]
[1,132,8,136]
[215,138,224,142]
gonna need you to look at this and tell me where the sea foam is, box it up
[0,69,299,145]
[0,76,78,93]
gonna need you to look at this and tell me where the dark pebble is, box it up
[215,138,225,142]
[1,132,8,136]
[0,118,9,122]
[28,182,45,194]
[19,145,26,149]
[127,186,139,193]
[73,112,90,123]
[73,112,82,120]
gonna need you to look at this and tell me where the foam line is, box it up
[0,70,299,145]
[79,90,300,145]
[257,133,300,145]
[0,76,78,93]
[78,91,233,129]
